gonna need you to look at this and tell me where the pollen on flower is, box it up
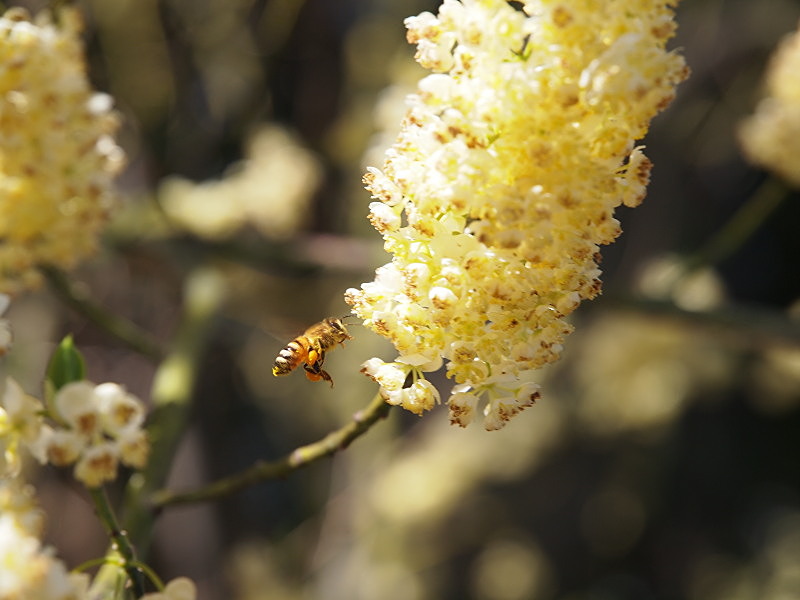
[0,7,125,295]
[348,0,687,429]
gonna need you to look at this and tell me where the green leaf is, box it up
[47,334,86,391]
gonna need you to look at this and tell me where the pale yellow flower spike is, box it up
[347,0,688,429]
[0,7,125,295]
[739,21,800,188]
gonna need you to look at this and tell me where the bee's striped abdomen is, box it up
[272,338,308,376]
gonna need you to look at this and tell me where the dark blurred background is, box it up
[5,0,800,599]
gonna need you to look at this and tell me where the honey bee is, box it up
[272,317,353,387]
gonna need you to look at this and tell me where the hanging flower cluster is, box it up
[346,0,688,429]
[38,381,150,488]
[1,376,150,487]
[0,7,125,295]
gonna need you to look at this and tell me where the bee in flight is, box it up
[272,317,353,387]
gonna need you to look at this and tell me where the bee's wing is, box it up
[258,317,309,345]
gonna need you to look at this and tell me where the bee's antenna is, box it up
[340,314,358,324]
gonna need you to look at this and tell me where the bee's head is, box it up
[330,315,355,340]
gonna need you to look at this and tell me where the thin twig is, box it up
[41,265,164,362]
[152,393,392,507]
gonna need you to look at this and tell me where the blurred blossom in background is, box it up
[739,20,800,189]
[0,7,124,295]
[159,126,322,241]
[2,1,800,599]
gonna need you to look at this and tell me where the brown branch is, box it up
[151,393,392,507]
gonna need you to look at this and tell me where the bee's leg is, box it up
[318,368,334,387]
[303,360,321,376]
[303,357,333,386]
[302,361,334,387]
[304,369,334,387]
[303,368,324,382]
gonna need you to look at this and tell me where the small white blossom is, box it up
[448,386,480,427]
[74,441,119,488]
[116,428,149,469]
[94,382,145,433]
[40,427,83,466]
[53,381,100,438]
[404,378,441,415]
[368,201,402,233]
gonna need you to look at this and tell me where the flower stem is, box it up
[88,486,146,597]
[152,393,392,507]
